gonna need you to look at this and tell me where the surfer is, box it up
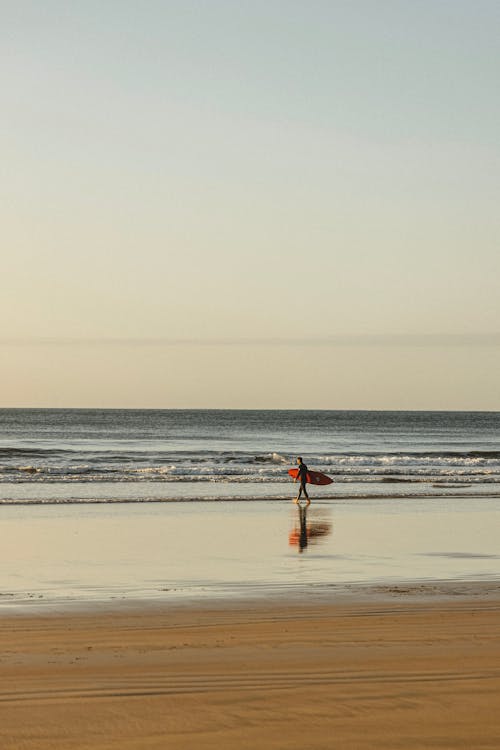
[294,456,310,505]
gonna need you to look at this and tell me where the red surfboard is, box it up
[288,468,333,486]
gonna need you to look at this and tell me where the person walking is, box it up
[294,456,310,505]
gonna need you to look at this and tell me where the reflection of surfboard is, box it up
[289,524,332,545]
[288,468,333,486]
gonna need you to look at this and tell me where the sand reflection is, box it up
[289,505,332,553]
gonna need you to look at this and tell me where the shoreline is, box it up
[2,585,500,749]
[2,490,500,505]
[2,578,500,617]
[1,485,500,504]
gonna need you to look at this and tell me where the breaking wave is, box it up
[1,448,499,485]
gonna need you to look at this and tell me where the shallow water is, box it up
[1,496,499,609]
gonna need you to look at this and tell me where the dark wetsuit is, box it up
[297,462,309,499]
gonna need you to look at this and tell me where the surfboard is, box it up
[288,468,333,486]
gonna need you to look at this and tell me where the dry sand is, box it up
[2,586,500,750]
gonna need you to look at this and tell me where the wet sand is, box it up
[2,498,500,605]
[2,585,500,750]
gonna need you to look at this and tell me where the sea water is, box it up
[1,409,499,503]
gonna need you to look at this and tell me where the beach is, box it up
[2,503,500,750]
[2,589,500,750]
[2,497,500,605]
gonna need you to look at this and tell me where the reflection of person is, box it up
[298,505,308,552]
[288,505,332,552]
[294,456,310,505]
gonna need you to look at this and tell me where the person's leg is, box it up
[295,482,303,503]
[302,481,310,505]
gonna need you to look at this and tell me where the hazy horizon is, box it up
[1,405,499,413]
[2,1,499,410]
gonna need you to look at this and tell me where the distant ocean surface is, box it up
[0,409,499,504]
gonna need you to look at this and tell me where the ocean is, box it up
[1,409,499,504]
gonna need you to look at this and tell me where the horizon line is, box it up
[2,333,500,348]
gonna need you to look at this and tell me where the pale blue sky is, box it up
[2,1,499,408]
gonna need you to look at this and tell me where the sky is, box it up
[2,0,499,409]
